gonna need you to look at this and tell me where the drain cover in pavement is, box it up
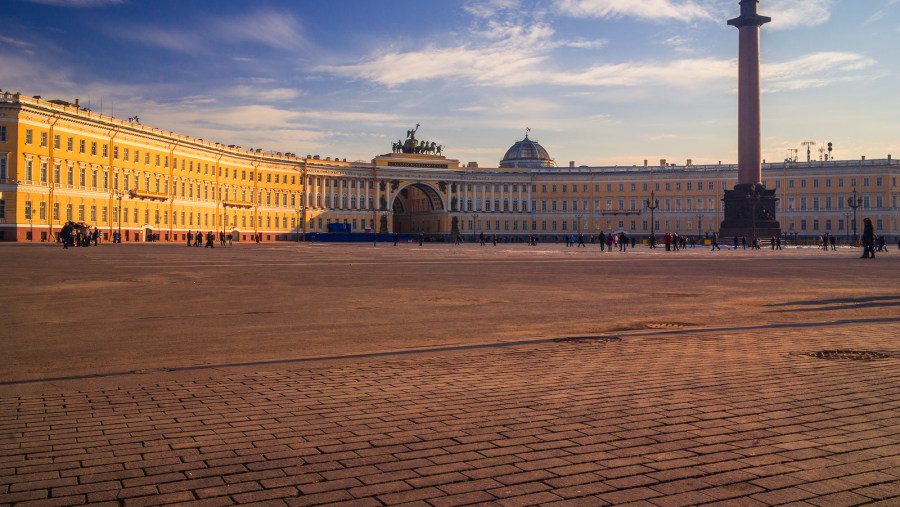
[554,336,622,344]
[806,350,891,361]
[646,323,687,329]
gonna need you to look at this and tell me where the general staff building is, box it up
[1,92,898,243]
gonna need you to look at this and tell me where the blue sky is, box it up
[3,0,898,167]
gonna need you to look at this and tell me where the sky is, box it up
[3,0,899,168]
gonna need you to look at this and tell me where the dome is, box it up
[499,133,555,168]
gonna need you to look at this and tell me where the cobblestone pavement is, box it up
[3,320,900,506]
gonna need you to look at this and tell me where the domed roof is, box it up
[499,133,555,168]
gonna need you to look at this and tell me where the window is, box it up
[40,162,47,182]
[25,129,33,145]
[25,200,32,219]
[113,146,119,159]
[79,139,85,154]
[40,132,48,147]
[103,144,108,157]
[67,166,73,185]
[91,142,97,155]
[25,159,33,181]
[67,137,73,151]
[0,158,6,179]
[40,201,46,220]
[0,126,6,142]
[53,134,59,149]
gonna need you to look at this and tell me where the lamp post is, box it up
[847,188,861,246]
[575,214,582,233]
[646,190,659,245]
[842,212,851,245]
[472,213,477,242]
[696,213,703,237]
[295,208,302,242]
[115,190,124,243]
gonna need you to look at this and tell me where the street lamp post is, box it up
[575,214,582,233]
[842,212,851,244]
[472,213,477,242]
[847,188,861,246]
[115,191,124,243]
[295,208,302,242]
[696,213,702,237]
[645,190,659,247]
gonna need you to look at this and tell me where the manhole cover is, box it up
[806,350,891,361]
[646,323,686,329]
[554,336,622,344]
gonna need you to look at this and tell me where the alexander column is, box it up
[720,0,781,240]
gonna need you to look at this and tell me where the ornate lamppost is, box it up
[645,190,659,246]
[471,213,477,242]
[842,212,851,244]
[295,207,302,242]
[114,190,125,243]
[847,188,862,246]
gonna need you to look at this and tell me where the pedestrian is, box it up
[187,231,192,246]
[711,232,721,251]
[861,217,875,258]
[577,232,585,248]
[598,232,606,252]
[830,235,836,251]
[228,233,233,246]
[393,231,399,246]
[479,231,485,246]
[455,234,462,245]
[418,232,424,246]
[649,232,656,249]
[733,236,739,250]
[205,231,215,248]
[492,234,497,246]
[60,222,72,250]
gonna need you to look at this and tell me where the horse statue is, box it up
[435,144,442,156]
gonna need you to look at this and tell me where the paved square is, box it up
[2,243,899,505]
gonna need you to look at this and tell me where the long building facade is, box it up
[2,92,898,243]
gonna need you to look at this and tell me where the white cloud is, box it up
[662,35,692,53]
[214,10,307,51]
[110,9,307,54]
[766,0,833,30]
[0,35,35,49]
[554,0,715,23]
[564,38,608,49]
[761,52,877,91]
[316,22,554,87]
[463,0,521,18]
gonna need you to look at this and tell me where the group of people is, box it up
[58,221,99,249]
[186,231,234,248]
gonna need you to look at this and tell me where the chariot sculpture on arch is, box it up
[391,124,443,155]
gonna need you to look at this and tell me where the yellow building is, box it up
[2,91,898,243]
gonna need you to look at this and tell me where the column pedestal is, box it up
[719,183,780,239]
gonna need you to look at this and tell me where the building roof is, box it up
[499,134,555,169]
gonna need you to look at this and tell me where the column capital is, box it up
[727,0,771,28]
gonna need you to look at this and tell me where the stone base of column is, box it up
[719,183,781,240]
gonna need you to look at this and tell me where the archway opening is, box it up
[390,183,445,235]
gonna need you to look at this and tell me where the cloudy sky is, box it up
[3,0,898,167]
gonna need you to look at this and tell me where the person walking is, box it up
[577,232,585,248]
[187,231,192,246]
[861,217,876,258]
[598,232,606,252]
[393,231,399,246]
[711,232,721,251]
[479,231,485,246]
[418,232,424,246]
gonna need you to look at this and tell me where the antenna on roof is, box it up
[801,141,816,162]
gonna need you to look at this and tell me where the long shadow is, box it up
[3,317,900,387]
[764,295,900,307]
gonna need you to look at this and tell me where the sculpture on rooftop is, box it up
[391,124,443,155]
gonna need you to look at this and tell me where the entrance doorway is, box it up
[390,183,446,235]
